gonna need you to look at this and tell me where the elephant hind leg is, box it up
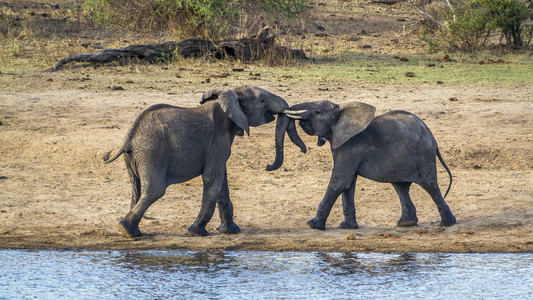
[419,180,456,226]
[392,182,418,227]
[119,173,168,238]
[124,155,141,210]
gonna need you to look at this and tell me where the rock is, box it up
[405,72,415,77]
[111,86,124,91]
[399,57,409,62]
[362,45,372,49]
[449,97,458,101]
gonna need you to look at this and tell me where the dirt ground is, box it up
[0,0,532,253]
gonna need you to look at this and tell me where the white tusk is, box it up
[281,109,307,114]
[286,114,303,119]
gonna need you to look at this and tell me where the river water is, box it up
[1,250,532,299]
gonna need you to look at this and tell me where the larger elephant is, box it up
[286,100,456,230]
[102,86,306,237]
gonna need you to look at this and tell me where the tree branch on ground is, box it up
[49,27,307,71]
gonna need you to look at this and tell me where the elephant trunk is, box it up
[266,114,289,171]
[265,97,307,171]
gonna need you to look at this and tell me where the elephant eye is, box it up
[315,110,321,116]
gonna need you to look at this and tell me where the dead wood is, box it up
[49,27,307,71]
[371,0,406,4]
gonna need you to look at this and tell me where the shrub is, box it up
[83,0,310,39]
[413,0,533,49]
[447,0,532,48]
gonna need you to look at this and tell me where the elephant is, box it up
[286,100,456,230]
[102,86,307,237]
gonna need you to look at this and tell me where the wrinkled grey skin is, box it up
[287,100,456,230]
[103,86,306,237]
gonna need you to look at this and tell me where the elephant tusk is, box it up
[286,114,303,120]
[281,109,307,115]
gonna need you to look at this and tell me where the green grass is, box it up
[263,53,533,86]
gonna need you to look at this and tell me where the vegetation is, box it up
[83,0,310,38]
[415,0,533,49]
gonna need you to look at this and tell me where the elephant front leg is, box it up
[308,169,352,230]
[188,169,225,236]
[216,170,240,234]
[339,177,359,229]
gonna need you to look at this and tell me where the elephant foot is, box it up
[439,214,457,226]
[187,224,209,237]
[307,217,326,230]
[397,217,418,227]
[118,219,142,238]
[216,222,240,234]
[339,220,359,229]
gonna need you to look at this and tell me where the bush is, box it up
[83,0,310,39]
[446,0,533,48]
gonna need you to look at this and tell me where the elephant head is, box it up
[286,100,376,149]
[201,86,307,170]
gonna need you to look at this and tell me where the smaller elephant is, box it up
[286,100,456,230]
[102,86,306,237]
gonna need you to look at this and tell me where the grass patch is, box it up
[259,53,533,86]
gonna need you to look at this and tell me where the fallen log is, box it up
[49,27,307,71]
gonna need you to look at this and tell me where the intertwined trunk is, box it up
[266,98,306,171]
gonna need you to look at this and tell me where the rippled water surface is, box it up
[1,250,532,299]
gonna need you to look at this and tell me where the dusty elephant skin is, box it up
[287,100,456,230]
[102,86,306,238]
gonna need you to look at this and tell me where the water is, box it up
[1,250,532,299]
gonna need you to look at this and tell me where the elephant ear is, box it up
[331,101,376,149]
[218,89,250,135]
[200,88,224,104]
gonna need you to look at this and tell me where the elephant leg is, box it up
[124,155,140,210]
[392,182,418,227]
[308,167,353,230]
[419,181,456,226]
[188,167,225,236]
[339,177,359,229]
[216,170,240,234]
[119,173,167,238]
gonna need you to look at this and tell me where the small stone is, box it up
[449,97,458,101]
[405,72,415,77]
[111,86,124,91]
[399,57,409,62]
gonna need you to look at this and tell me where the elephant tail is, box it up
[102,147,125,164]
[436,147,452,199]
